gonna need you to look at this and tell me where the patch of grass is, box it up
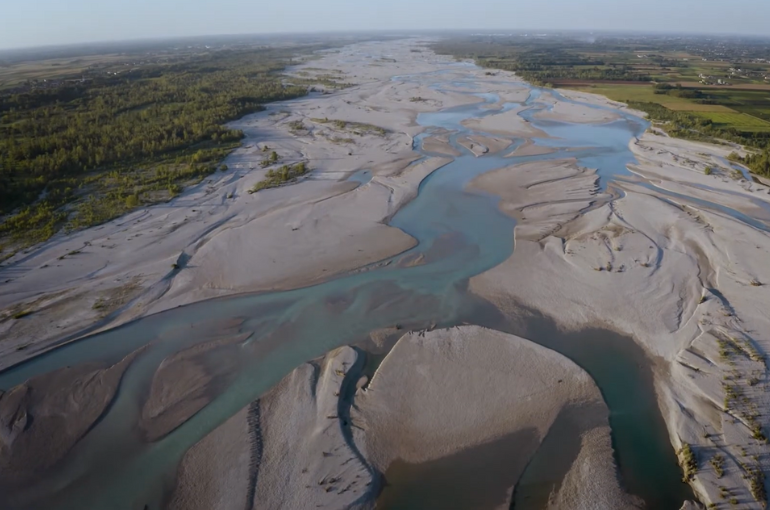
[260,151,280,168]
[678,443,698,481]
[747,466,767,504]
[692,112,770,132]
[12,310,33,319]
[571,84,700,107]
[249,162,310,193]
[287,120,306,133]
[710,454,725,478]
[665,103,739,113]
[310,117,387,136]
[326,136,355,144]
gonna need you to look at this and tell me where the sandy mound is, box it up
[462,106,547,138]
[356,326,638,509]
[139,332,251,441]
[422,134,461,157]
[534,91,621,124]
[0,349,141,487]
[170,326,638,509]
[170,346,376,510]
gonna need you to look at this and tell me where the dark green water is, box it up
[0,65,694,509]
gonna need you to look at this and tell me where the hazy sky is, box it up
[1,0,768,49]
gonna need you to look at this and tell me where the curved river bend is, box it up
[0,66,696,509]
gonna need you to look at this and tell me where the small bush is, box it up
[288,120,306,132]
[249,162,310,193]
[747,467,767,504]
[125,194,140,208]
[679,443,698,481]
[710,454,725,478]
[752,424,767,442]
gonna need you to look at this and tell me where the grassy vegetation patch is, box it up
[249,162,309,193]
[310,117,387,136]
[692,112,770,132]
[678,443,698,481]
[664,103,737,112]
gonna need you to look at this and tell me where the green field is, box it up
[569,83,770,131]
[571,84,730,111]
[691,112,770,132]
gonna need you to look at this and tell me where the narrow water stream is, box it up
[0,65,698,509]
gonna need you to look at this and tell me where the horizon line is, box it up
[2,27,770,54]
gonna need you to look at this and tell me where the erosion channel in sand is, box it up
[7,39,769,509]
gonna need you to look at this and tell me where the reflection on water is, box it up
[0,62,701,510]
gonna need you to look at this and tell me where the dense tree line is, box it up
[432,40,649,86]
[0,48,311,251]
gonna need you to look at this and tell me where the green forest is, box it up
[0,46,313,254]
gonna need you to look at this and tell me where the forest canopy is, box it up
[0,45,317,254]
